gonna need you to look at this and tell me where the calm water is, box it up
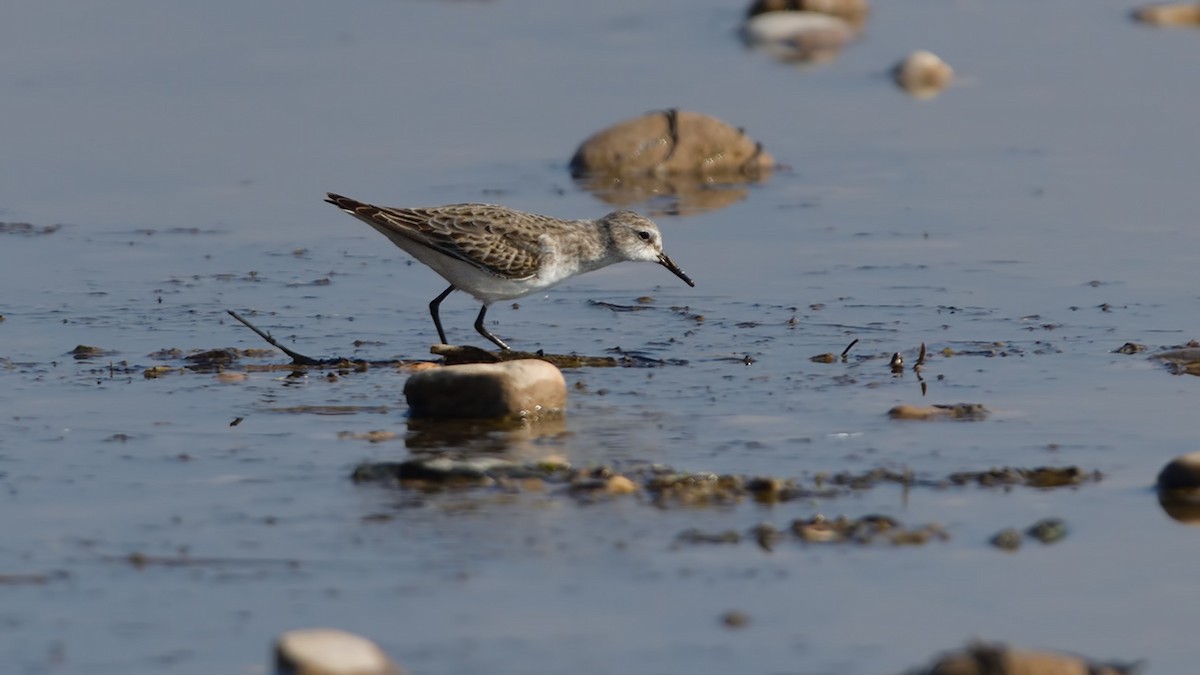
[3,1,1200,673]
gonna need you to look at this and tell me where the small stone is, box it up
[1133,2,1200,26]
[404,359,566,419]
[143,365,174,379]
[1113,342,1145,354]
[746,0,870,25]
[273,628,403,675]
[892,50,954,99]
[215,372,248,383]
[185,348,240,368]
[888,403,988,421]
[70,344,111,359]
[720,610,751,629]
[605,475,637,494]
[741,11,856,63]
[791,515,842,542]
[989,528,1022,552]
[1026,518,1068,544]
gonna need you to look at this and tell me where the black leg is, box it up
[429,285,455,345]
[474,304,510,351]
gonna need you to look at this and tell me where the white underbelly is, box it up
[378,230,561,304]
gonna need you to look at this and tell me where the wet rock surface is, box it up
[403,359,567,420]
[570,110,773,214]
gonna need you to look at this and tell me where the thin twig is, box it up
[840,339,859,359]
[226,310,321,366]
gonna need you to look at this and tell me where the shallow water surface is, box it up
[3,1,1200,673]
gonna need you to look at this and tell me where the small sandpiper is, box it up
[326,193,695,350]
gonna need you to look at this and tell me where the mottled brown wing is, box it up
[328,195,553,280]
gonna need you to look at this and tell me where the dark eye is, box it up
[638,231,651,241]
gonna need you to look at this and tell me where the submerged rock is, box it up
[273,628,403,675]
[69,344,114,360]
[1026,518,1068,544]
[404,359,566,419]
[1151,346,1200,375]
[1156,452,1200,521]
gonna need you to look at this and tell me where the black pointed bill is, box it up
[658,253,695,287]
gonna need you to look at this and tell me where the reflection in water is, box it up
[569,109,773,215]
[405,416,569,462]
[1157,494,1200,524]
[574,172,754,216]
[1156,451,1200,523]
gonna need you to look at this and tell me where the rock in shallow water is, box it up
[569,109,773,179]
[1156,451,1200,521]
[404,359,566,419]
[745,0,870,25]
[1156,451,1200,496]
[274,628,403,675]
[892,50,954,99]
[741,11,857,63]
[1132,2,1200,26]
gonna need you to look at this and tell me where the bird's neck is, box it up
[559,221,615,273]
[536,221,614,287]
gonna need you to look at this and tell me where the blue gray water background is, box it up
[2,1,1199,673]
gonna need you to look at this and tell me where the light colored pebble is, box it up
[892,50,954,99]
[888,404,937,420]
[404,359,567,419]
[742,11,857,63]
[1133,2,1200,25]
[274,628,403,675]
[746,0,870,25]
[606,475,638,494]
[887,403,987,421]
